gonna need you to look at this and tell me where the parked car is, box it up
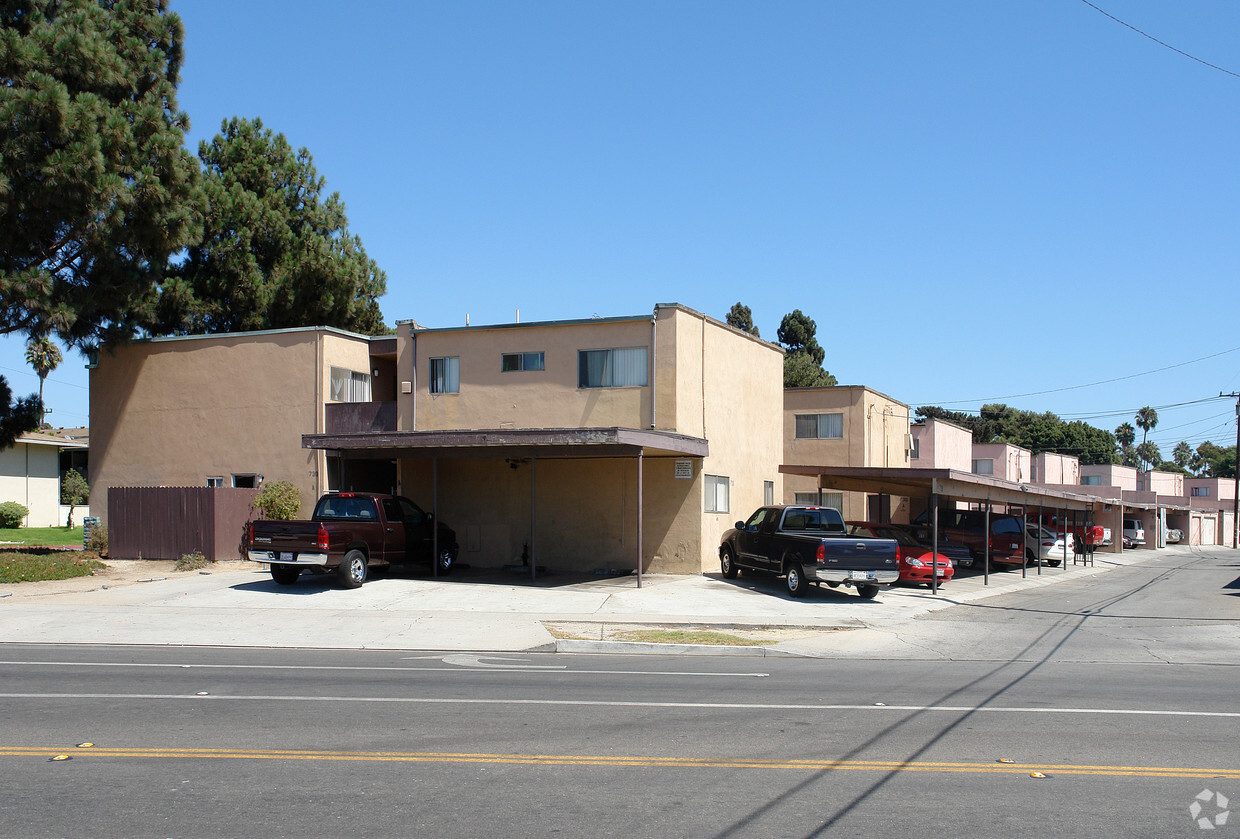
[247,492,459,588]
[890,523,974,568]
[1165,528,1183,544]
[1025,524,1072,567]
[1026,511,1111,553]
[1123,518,1146,547]
[846,522,954,586]
[928,509,1026,567]
[720,505,899,599]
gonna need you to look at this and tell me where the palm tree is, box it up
[1173,441,1193,469]
[1115,422,1136,466]
[1134,407,1158,471]
[24,336,61,427]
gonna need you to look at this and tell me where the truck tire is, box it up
[338,550,368,589]
[270,564,300,585]
[785,562,808,598]
[435,547,455,575]
[720,547,738,579]
[856,584,880,600]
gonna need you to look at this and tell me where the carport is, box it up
[303,427,710,587]
[780,465,1106,594]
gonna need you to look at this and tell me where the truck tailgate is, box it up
[822,538,898,570]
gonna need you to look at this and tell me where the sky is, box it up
[4,0,1239,461]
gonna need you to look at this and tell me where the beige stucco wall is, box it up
[0,440,60,527]
[913,418,972,471]
[1034,452,1080,484]
[90,328,373,525]
[1142,470,1184,496]
[1081,464,1138,491]
[972,443,1031,482]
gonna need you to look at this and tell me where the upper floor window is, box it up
[1081,475,1102,486]
[430,357,459,394]
[972,458,994,475]
[795,413,843,439]
[502,352,545,372]
[794,491,844,511]
[329,367,371,402]
[910,437,920,459]
[1191,486,1211,497]
[578,347,647,388]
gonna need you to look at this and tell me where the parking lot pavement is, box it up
[0,548,1170,655]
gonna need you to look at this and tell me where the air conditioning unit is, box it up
[401,381,412,394]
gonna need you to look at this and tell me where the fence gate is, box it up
[107,486,260,562]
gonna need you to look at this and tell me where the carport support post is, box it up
[636,449,643,588]
[1061,507,1067,568]
[930,492,939,596]
[530,456,537,584]
[984,503,991,586]
[432,457,439,579]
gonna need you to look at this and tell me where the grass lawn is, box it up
[0,526,84,547]
[0,549,105,583]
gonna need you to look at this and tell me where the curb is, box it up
[554,639,803,657]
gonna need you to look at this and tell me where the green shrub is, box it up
[85,525,108,556]
[0,502,29,529]
[253,480,301,520]
[175,551,208,571]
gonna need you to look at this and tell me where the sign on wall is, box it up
[674,460,693,479]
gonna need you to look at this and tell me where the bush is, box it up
[176,551,208,571]
[85,525,108,556]
[253,480,301,520]
[0,502,29,529]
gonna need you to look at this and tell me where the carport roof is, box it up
[780,465,1106,512]
[303,427,709,460]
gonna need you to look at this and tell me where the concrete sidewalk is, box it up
[0,548,1182,656]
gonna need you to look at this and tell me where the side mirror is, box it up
[735,521,746,531]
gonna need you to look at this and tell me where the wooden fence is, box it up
[107,486,261,562]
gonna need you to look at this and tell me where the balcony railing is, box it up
[325,401,397,434]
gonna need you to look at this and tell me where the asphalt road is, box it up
[0,549,1236,838]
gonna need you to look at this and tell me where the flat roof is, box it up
[303,427,709,460]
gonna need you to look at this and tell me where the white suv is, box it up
[1123,518,1145,546]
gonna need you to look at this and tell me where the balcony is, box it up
[325,401,397,434]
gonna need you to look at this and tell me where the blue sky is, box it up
[4,0,1239,458]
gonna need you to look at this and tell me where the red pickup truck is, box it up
[247,492,459,588]
[1027,512,1111,554]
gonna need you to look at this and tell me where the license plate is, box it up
[279,552,293,561]
[850,570,875,581]
[935,569,946,576]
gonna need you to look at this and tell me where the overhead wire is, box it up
[1078,0,1240,80]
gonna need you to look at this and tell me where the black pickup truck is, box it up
[247,492,458,588]
[719,505,899,599]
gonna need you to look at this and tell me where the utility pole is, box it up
[1225,392,1240,550]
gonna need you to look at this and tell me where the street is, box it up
[1,548,1236,838]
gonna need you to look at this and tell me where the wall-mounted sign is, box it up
[674,460,693,479]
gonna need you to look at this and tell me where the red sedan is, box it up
[846,521,955,586]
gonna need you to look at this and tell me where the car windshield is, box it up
[872,526,920,547]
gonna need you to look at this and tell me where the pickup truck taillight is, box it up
[816,543,826,566]
[317,524,329,551]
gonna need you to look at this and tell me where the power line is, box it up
[912,346,1240,406]
[1078,0,1240,79]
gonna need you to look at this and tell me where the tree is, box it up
[170,117,387,336]
[0,376,40,449]
[60,468,88,529]
[1195,441,1237,479]
[725,303,759,337]
[777,310,836,388]
[1172,441,1193,469]
[24,335,60,425]
[1134,406,1158,470]
[1136,441,1161,474]
[0,0,203,348]
[253,480,302,521]
[916,403,1118,465]
[1114,422,1135,448]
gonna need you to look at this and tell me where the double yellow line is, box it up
[5,747,1238,778]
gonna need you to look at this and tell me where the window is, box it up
[329,367,371,402]
[578,347,648,388]
[704,474,730,513]
[972,458,994,475]
[764,481,775,506]
[1192,486,1211,497]
[794,413,843,439]
[910,436,920,459]
[206,477,224,488]
[232,474,258,488]
[793,491,843,511]
[430,357,459,394]
[1081,475,1102,486]
[502,352,545,372]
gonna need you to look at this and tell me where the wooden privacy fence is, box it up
[107,486,261,562]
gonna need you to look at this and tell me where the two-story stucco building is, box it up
[89,304,784,574]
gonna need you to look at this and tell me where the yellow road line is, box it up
[4,747,1238,778]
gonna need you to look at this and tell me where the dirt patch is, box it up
[543,621,858,645]
[0,558,255,598]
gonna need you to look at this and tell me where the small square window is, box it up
[430,357,459,394]
[207,477,224,488]
[704,474,730,513]
[502,352,545,372]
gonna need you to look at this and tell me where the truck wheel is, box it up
[435,547,455,575]
[338,550,367,589]
[720,548,738,579]
[785,563,808,598]
[856,584,880,600]
[270,564,300,585]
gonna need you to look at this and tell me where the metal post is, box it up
[432,457,439,579]
[637,449,644,589]
[984,502,991,586]
[1061,507,1067,568]
[930,492,939,596]
[530,456,537,584]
